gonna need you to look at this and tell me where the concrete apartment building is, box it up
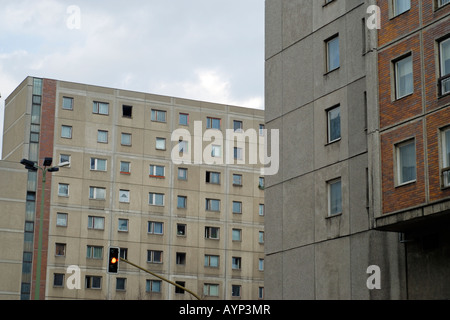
[265,0,450,299]
[0,76,265,300]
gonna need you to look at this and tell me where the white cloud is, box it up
[0,0,264,159]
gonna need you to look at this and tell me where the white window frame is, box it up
[205,226,220,240]
[121,133,132,146]
[156,137,166,150]
[118,219,129,232]
[93,101,109,115]
[97,130,108,143]
[393,0,411,16]
[328,178,342,216]
[396,139,417,186]
[58,183,69,197]
[439,37,450,96]
[204,255,220,268]
[89,186,106,200]
[395,54,413,99]
[146,279,162,293]
[147,221,164,235]
[149,165,165,178]
[56,213,68,227]
[149,192,164,206]
[326,35,340,72]
[151,109,167,123]
[203,283,219,297]
[147,250,163,264]
[90,158,107,171]
[88,216,105,230]
[206,198,221,212]
[61,125,72,139]
[327,105,341,143]
[119,189,130,203]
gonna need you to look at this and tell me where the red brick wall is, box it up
[377,0,420,48]
[378,34,422,129]
[381,121,426,214]
[32,79,56,299]
[423,21,450,112]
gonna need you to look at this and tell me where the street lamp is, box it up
[20,157,70,300]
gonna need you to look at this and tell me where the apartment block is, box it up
[265,0,450,299]
[0,76,265,300]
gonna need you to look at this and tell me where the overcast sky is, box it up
[0,0,264,159]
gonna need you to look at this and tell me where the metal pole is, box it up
[119,258,201,300]
[34,168,46,300]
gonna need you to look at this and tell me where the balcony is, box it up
[438,73,450,97]
[442,167,450,189]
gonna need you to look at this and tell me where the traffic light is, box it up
[108,247,119,274]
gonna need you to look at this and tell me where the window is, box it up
[439,0,450,8]
[156,137,166,150]
[176,252,186,265]
[85,276,102,289]
[206,117,221,130]
[175,281,186,294]
[177,224,186,236]
[53,274,64,287]
[203,284,219,297]
[234,147,243,160]
[86,246,103,259]
[395,54,413,99]
[259,287,265,299]
[88,216,105,230]
[179,113,189,125]
[59,154,71,166]
[259,231,265,244]
[118,219,129,232]
[259,204,265,216]
[205,226,220,239]
[147,250,163,263]
[233,120,243,132]
[93,101,109,115]
[259,124,265,136]
[120,248,128,260]
[151,109,167,122]
[149,193,164,206]
[326,35,340,72]
[206,199,220,212]
[146,280,161,293]
[328,178,342,216]
[120,161,130,174]
[55,243,66,256]
[177,196,187,209]
[62,97,73,110]
[149,165,165,178]
[393,0,410,16]
[119,190,130,203]
[232,201,242,214]
[259,259,264,271]
[232,257,241,270]
[122,105,132,118]
[116,278,126,291]
[206,171,220,184]
[178,167,188,180]
[327,105,341,143]
[56,213,68,227]
[90,158,107,171]
[204,255,219,267]
[61,125,72,139]
[442,128,450,187]
[121,133,132,146]
[396,140,416,185]
[231,285,241,297]
[233,174,242,186]
[259,177,265,189]
[89,187,106,200]
[439,38,450,96]
[97,130,108,143]
[58,183,69,197]
[232,229,242,241]
[179,140,188,153]
[211,145,221,157]
[148,221,164,235]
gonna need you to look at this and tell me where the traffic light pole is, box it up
[119,258,201,300]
